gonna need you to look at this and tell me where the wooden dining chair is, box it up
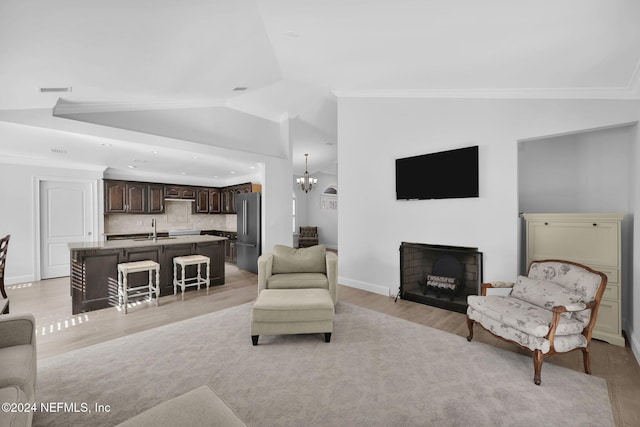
[0,235,10,314]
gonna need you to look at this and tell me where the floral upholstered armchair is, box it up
[466,259,607,385]
[298,226,318,248]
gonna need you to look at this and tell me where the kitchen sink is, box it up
[132,236,177,241]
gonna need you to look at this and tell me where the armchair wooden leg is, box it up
[533,350,544,385]
[582,347,592,375]
[466,316,474,342]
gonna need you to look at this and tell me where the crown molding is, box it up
[333,86,640,100]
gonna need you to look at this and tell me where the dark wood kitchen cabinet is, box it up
[104,180,165,214]
[147,183,165,213]
[104,180,146,213]
[165,185,196,199]
[196,188,221,214]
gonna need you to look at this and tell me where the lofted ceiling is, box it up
[0,0,639,182]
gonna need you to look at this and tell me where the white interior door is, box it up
[40,180,94,279]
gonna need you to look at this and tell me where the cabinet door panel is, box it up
[209,189,220,213]
[105,181,127,213]
[527,221,619,266]
[196,189,209,213]
[147,184,165,213]
[127,184,146,213]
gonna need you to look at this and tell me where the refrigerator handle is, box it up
[243,199,248,235]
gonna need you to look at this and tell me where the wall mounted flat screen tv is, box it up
[396,145,479,200]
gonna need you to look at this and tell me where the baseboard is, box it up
[628,327,640,366]
[5,275,35,286]
[338,276,390,297]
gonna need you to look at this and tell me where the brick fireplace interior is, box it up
[399,242,483,313]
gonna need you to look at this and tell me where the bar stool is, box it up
[173,255,210,301]
[117,260,160,314]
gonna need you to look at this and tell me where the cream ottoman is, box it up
[251,288,335,345]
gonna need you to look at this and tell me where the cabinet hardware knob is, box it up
[544,222,548,225]
[593,223,597,226]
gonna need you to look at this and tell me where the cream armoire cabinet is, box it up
[523,213,625,347]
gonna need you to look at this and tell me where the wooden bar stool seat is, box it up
[173,255,210,301]
[117,260,160,314]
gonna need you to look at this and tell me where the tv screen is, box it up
[395,145,479,200]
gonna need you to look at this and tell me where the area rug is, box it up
[34,303,614,426]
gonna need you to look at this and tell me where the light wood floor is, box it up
[6,264,640,426]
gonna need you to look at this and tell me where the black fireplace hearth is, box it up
[399,242,483,313]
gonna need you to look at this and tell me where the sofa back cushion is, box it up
[511,275,584,318]
[272,245,326,274]
[527,261,602,303]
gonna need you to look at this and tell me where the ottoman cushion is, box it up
[252,289,334,323]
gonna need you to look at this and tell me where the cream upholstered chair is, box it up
[466,259,607,385]
[258,244,337,304]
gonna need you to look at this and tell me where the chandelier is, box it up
[297,153,318,193]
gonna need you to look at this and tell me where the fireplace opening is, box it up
[399,242,483,313]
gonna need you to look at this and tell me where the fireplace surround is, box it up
[399,242,483,313]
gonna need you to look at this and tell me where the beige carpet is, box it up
[34,302,614,426]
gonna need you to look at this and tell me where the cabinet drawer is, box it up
[592,267,618,284]
[595,299,620,335]
[602,284,619,302]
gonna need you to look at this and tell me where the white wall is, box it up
[0,161,103,284]
[337,98,639,306]
[294,172,338,249]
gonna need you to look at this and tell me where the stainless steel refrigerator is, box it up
[236,192,261,273]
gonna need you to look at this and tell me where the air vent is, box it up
[50,148,67,154]
[233,87,248,91]
[39,87,72,93]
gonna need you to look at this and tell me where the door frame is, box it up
[33,176,101,281]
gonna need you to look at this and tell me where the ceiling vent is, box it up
[39,87,72,93]
[50,148,67,154]
[233,87,248,91]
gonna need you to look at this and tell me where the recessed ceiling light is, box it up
[127,165,136,169]
[249,166,255,170]
[192,156,199,160]
[101,143,112,148]
[180,172,187,175]
[151,150,159,154]
[286,30,300,38]
[230,171,236,174]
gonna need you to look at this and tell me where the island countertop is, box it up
[68,235,227,251]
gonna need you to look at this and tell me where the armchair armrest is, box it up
[257,253,273,294]
[0,313,36,350]
[326,251,338,304]
[481,282,514,296]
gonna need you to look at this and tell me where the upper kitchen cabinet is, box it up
[196,188,221,214]
[220,183,261,214]
[104,180,166,214]
[165,185,196,199]
[147,183,165,214]
[104,180,147,214]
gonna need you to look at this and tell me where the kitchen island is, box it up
[69,235,227,314]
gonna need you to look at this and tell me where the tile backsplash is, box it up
[104,200,237,235]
